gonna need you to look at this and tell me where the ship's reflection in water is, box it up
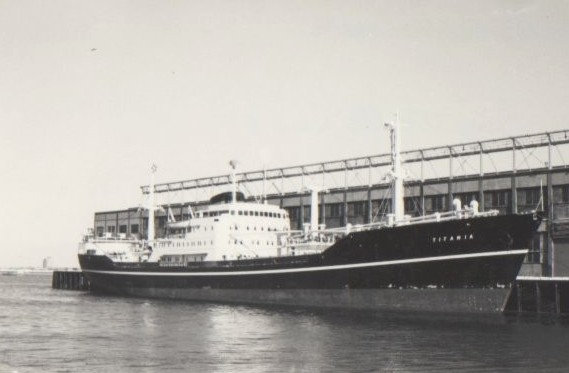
[1,275,568,372]
[178,303,569,372]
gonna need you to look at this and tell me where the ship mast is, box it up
[147,164,157,244]
[308,186,323,238]
[385,115,404,222]
[229,160,238,203]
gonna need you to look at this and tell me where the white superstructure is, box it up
[151,198,291,265]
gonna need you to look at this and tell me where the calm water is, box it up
[1,275,569,372]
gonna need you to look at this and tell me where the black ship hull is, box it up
[79,214,540,313]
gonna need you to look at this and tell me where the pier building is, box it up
[93,130,569,278]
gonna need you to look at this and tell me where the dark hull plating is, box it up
[79,214,540,313]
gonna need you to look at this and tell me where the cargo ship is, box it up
[78,122,540,313]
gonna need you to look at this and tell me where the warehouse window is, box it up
[303,206,310,222]
[524,235,541,264]
[326,203,341,218]
[562,185,569,203]
[348,201,366,217]
[285,207,300,220]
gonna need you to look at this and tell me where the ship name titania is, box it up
[432,233,474,243]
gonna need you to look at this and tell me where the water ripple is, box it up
[1,275,569,372]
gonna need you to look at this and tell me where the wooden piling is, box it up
[536,282,541,313]
[555,283,561,314]
[507,277,569,315]
[516,283,522,312]
[52,271,89,291]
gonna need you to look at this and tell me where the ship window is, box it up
[238,211,243,215]
[255,211,259,216]
[234,225,238,230]
[247,226,250,230]
[244,211,248,216]
[231,211,235,215]
[250,211,254,215]
[234,240,238,244]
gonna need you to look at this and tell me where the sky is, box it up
[1,0,568,268]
